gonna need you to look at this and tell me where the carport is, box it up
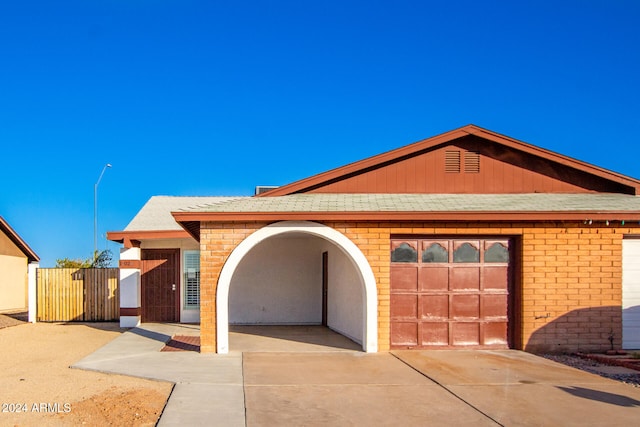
[215,221,379,354]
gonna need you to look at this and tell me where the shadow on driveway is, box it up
[556,386,640,407]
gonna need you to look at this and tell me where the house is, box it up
[0,216,40,316]
[108,125,640,354]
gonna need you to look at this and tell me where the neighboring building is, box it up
[0,216,39,314]
[108,125,640,354]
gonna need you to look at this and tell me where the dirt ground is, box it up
[0,313,172,426]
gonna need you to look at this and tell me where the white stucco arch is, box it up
[216,220,378,353]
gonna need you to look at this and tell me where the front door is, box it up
[141,249,180,322]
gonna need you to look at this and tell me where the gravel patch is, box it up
[544,354,640,387]
[0,311,28,329]
[0,322,171,426]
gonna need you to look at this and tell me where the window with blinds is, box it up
[183,251,200,309]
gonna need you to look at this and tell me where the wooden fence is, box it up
[36,268,119,322]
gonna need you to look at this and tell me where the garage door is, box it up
[390,238,510,349]
[623,238,640,349]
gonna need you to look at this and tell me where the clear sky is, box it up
[1,1,639,267]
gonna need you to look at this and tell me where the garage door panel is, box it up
[483,294,508,319]
[390,294,418,318]
[484,241,510,263]
[421,295,449,319]
[419,267,448,291]
[391,266,418,291]
[484,266,508,290]
[421,240,450,263]
[422,323,449,346]
[483,322,508,346]
[450,267,480,291]
[452,322,480,346]
[391,241,418,263]
[391,322,418,346]
[453,241,480,263]
[451,294,480,319]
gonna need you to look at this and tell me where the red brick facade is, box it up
[199,220,637,354]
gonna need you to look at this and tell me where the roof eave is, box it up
[468,126,640,192]
[257,124,640,196]
[172,210,640,223]
[0,216,39,262]
[107,230,194,248]
[256,127,470,196]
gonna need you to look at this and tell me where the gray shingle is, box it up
[125,196,245,230]
[181,193,640,213]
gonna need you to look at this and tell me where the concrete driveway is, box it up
[74,324,640,426]
[244,350,640,427]
[393,350,640,427]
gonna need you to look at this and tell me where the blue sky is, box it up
[1,1,639,267]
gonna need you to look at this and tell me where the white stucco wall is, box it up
[320,241,364,344]
[229,236,324,324]
[228,233,364,344]
[120,247,141,327]
[28,262,38,322]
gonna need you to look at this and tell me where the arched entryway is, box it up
[216,221,378,353]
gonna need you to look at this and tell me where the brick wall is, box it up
[199,221,266,353]
[520,225,625,353]
[199,220,635,354]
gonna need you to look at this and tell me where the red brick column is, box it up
[199,222,265,353]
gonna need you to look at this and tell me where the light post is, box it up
[94,163,112,260]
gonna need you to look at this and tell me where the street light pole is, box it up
[94,163,112,260]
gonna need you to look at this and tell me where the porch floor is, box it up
[143,323,361,352]
[229,325,361,352]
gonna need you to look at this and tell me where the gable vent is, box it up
[464,151,480,173]
[445,150,461,173]
[255,186,279,195]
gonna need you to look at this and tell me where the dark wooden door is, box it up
[390,238,511,349]
[141,249,180,322]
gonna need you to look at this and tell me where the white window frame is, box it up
[183,250,200,309]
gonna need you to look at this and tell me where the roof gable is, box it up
[0,216,39,262]
[107,196,246,247]
[124,196,243,231]
[259,125,640,196]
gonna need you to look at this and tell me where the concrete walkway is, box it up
[73,324,245,426]
[73,324,640,426]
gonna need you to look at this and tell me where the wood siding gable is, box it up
[259,125,640,196]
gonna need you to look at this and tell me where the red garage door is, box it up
[391,239,511,349]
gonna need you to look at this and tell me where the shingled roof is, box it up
[108,196,245,246]
[110,126,640,245]
[179,193,640,214]
[125,196,244,231]
[0,216,39,262]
